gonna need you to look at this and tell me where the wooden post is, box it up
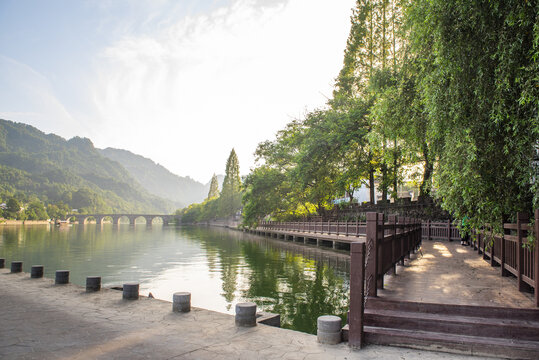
[426,220,430,241]
[447,219,451,242]
[377,213,385,289]
[356,219,359,237]
[388,215,397,275]
[517,212,529,292]
[404,217,412,259]
[490,225,496,267]
[534,209,539,307]
[345,220,349,237]
[328,220,331,235]
[349,242,365,348]
[366,212,379,297]
[501,218,507,277]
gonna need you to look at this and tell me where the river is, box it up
[0,224,350,334]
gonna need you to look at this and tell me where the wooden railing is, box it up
[349,212,422,347]
[422,220,462,241]
[258,220,367,237]
[474,210,538,306]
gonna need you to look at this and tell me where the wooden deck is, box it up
[377,239,535,308]
[248,228,366,250]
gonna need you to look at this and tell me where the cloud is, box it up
[91,0,354,182]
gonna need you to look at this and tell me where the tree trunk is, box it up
[393,138,398,200]
[381,164,388,202]
[369,164,375,204]
[419,143,432,197]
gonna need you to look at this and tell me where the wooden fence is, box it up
[422,220,462,241]
[260,219,462,241]
[349,212,422,347]
[474,210,539,306]
[349,210,539,348]
[258,220,367,237]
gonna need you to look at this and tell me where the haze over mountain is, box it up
[0,119,176,213]
[98,148,208,208]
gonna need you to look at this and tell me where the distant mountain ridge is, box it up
[0,118,175,213]
[98,148,208,208]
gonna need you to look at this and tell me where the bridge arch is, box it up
[149,216,164,225]
[132,215,147,225]
[116,215,131,225]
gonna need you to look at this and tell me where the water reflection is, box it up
[0,224,350,334]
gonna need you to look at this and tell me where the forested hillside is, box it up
[99,147,207,208]
[0,119,175,216]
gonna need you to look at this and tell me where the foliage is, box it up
[207,174,220,200]
[407,0,539,229]
[4,198,21,219]
[219,149,242,217]
[24,200,48,220]
[241,0,538,231]
[179,149,242,223]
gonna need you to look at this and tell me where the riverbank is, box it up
[0,268,487,359]
[0,219,51,226]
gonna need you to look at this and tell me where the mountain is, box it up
[0,119,175,213]
[98,148,208,208]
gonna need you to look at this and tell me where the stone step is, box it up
[364,326,539,359]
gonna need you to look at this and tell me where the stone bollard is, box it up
[55,270,69,284]
[0,258,4,268]
[235,302,257,327]
[172,292,191,312]
[86,276,101,292]
[10,261,22,273]
[317,315,342,344]
[122,283,139,300]
[31,265,44,278]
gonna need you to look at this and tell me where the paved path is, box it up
[379,240,535,308]
[0,269,489,360]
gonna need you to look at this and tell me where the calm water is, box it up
[0,224,350,334]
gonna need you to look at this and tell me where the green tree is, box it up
[407,0,539,226]
[219,149,242,217]
[207,174,220,200]
[242,166,290,228]
[5,198,21,219]
[24,200,49,220]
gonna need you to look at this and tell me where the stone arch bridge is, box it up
[64,214,181,226]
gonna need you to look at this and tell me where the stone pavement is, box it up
[0,268,491,360]
[379,240,535,308]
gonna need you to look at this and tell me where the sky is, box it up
[0,0,355,183]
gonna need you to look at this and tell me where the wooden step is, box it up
[364,308,539,341]
[366,297,539,321]
[364,326,539,359]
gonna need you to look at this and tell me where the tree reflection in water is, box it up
[184,226,350,334]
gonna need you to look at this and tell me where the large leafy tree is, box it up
[408,0,539,226]
[24,200,48,220]
[242,166,290,227]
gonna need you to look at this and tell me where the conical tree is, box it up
[207,174,220,200]
[219,149,242,217]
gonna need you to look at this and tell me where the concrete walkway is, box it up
[379,240,535,308]
[0,269,490,360]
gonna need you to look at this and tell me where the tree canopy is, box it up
[240,0,539,231]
